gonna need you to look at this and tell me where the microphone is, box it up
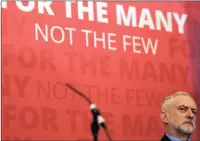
[65,83,112,141]
[90,104,106,128]
[90,103,100,141]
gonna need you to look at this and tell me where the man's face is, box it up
[166,95,197,135]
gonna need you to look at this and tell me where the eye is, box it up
[180,107,185,110]
[178,107,187,112]
[192,110,197,115]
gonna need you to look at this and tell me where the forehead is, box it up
[173,95,197,109]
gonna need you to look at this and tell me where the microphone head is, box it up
[90,104,101,116]
[90,104,96,109]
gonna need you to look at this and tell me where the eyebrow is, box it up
[178,105,197,111]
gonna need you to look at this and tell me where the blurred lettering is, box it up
[119,58,190,84]
[3,104,58,131]
[2,74,30,98]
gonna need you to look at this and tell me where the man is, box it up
[160,91,197,141]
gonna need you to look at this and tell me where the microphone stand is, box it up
[91,110,99,141]
[65,83,112,141]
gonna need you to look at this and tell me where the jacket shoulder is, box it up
[161,134,171,141]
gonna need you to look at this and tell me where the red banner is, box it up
[2,1,199,141]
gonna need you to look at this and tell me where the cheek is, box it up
[169,114,183,123]
[193,118,196,123]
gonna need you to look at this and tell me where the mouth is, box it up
[184,122,193,125]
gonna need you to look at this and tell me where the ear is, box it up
[160,111,169,123]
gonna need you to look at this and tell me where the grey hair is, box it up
[161,91,192,111]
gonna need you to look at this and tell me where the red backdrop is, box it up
[2,1,199,141]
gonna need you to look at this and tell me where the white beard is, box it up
[173,122,195,135]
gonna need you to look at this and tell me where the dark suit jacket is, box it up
[161,134,171,141]
[161,134,190,141]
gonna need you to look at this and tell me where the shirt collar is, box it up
[166,133,191,141]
